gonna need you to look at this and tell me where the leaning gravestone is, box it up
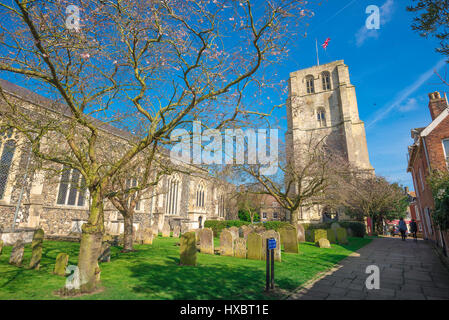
[180,232,197,266]
[54,253,69,276]
[134,228,145,244]
[143,228,153,245]
[199,228,214,255]
[336,227,348,244]
[296,223,306,243]
[172,225,181,238]
[262,230,281,262]
[307,229,327,243]
[247,232,263,260]
[220,229,234,257]
[162,221,171,237]
[29,228,45,270]
[239,225,252,239]
[0,240,4,255]
[317,238,331,248]
[234,238,247,259]
[98,243,111,263]
[279,225,299,253]
[9,239,25,267]
[228,226,239,240]
[326,228,337,244]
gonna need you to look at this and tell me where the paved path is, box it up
[289,237,449,300]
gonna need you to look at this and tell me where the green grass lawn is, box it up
[0,236,371,300]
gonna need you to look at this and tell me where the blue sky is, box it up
[266,0,449,191]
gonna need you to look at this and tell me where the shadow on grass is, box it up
[127,260,296,300]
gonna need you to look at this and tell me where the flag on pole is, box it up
[322,37,331,50]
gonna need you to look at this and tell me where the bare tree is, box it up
[339,174,408,234]
[241,134,344,224]
[0,0,311,292]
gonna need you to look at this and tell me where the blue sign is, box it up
[268,238,276,250]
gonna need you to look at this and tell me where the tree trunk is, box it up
[77,187,104,293]
[290,209,298,225]
[122,213,134,252]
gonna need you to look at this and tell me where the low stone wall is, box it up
[0,228,36,245]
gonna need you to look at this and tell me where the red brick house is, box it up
[407,92,449,256]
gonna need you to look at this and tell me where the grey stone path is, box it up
[288,237,449,300]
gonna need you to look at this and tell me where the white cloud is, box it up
[355,0,395,47]
[366,59,447,128]
[398,98,419,112]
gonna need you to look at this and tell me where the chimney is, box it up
[428,91,448,120]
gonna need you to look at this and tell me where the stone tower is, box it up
[286,60,373,222]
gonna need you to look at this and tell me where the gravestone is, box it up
[9,239,25,267]
[180,232,197,266]
[347,228,353,237]
[0,240,3,255]
[228,226,239,240]
[143,228,153,245]
[279,225,299,253]
[317,238,331,248]
[98,243,111,262]
[247,232,263,260]
[234,238,247,258]
[307,229,327,243]
[253,225,266,234]
[29,228,45,270]
[54,253,69,276]
[220,229,234,256]
[331,222,341,231]
[180,223,189,235]
[152,221,159,237]
[326,228,337,244]
[172,225,181,238]
[262,230,281,262]
[239,225,252,239]
[336,227,348,244]
[103,233,113,243]
[296,223,306,242]
[162,221,171,237]
[134,228,146,244]
[199,228,214,255]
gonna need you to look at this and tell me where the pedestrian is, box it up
[398,217,407,241]
[410,219,418,242]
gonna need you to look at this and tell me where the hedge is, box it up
[204,220,250,237]
[255,221,292,231]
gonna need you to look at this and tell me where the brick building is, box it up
[407,92,449,255]
[259,195,288,222]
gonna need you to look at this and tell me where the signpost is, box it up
[266,238,276,291]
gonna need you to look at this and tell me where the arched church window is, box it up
[196,183,205,208]
[57,165,87,207]
[322,71,331,90]
[165,176,180,215]
[0,129,17,199]
[306,75,315,94]
[317,109,326,127]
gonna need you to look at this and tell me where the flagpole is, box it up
[315,38,320,66]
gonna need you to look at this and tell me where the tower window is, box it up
[306,75,315,94]
[317,109,326,127]
[322,71,331,90]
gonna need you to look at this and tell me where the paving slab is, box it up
[288,237,449,300]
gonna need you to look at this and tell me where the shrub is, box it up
[238,209,260,223]
[254,221,292,231]
[204,220,250,237]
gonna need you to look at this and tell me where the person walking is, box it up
[410,219,418,242]
[398,217,407,241]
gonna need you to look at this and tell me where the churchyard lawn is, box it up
[0,236,371,300]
